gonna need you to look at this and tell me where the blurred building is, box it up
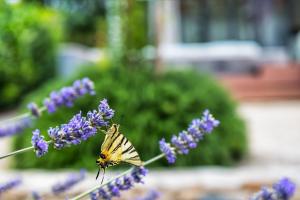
[150,0,300,74]
[149,0,300,100]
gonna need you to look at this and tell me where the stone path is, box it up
[239,101,300,165]
[0,110,17,169]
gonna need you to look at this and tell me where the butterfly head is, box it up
[96,153,108,169]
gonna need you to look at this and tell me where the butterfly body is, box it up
[96,124,142,181]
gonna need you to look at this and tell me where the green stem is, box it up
[0,113,31,125]
[0,140,52,160]
[0,106,46,125]
[69,153,165,200]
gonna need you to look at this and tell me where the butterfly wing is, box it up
[101,124,123,165]
[120,136,142,166]
[101,124,120,152]
[101,124,142,166]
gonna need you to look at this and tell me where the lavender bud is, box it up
[27,102,41,117]
[31,129,48,157]
[0,178,21,194]
[159,109,219,164]
[0,117,31,138]
[52,169,86,194]
[42,78,96,113]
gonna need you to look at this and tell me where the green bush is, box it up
[14,66,247,169]
[0,2,61,109]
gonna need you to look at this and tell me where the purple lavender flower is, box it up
[44,98,56,113]
[131,166,148,184]
[135,190,160,200]
[27,102,41,117]
[171,135,189,154]
[159,138,176,163]
[250,177,296,200]
[107,183,120,197]
[98,99,114,119]
[87,110,108,127]
[273,178,296,199]
[42,77,95,113]
[200,109,220,133]
[0,117,31,138]
[159,109,219,164]
[0,178,21,194]
[32,191,42,200]
[31,129,48,157]
[187,119,203,141]
[82,78,96,95]
[179,131,197,148]
[90,192,98,200]
[47,99,114,149]
[115,176,134,190]
[52,169,86,194]
[98,188,111,200]
[89,167,148,200]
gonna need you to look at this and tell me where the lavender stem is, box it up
[0,140,52,159]
[0,107,46,126]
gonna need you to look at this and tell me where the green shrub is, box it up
[0,2,62,109]
[14,66,247,169]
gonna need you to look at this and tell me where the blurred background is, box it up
[0,0,299,199]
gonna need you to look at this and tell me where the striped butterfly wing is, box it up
[120,134,143,166]
[101,124,142,166]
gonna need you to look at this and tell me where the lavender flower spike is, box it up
[32,191,43,200]
[250,177,296,200]
[135,190,160,200]
[99,99,114,119]
[42,77,95,113]
[0,117,31,138]
[27,102,41,117]
[52,169,86,194]
[89,167,148,200]
[159,109,219,164]
[159,139,176,163]
[200,109,220,133]
[48,99,114,150]
[273,178,296,199]
[31,129,48,157]
[0,178,22,195]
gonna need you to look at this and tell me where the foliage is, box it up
[124,0,148,50]
[0,2,62,109]
[14,66,247,169]
[43,0,148,51]
[122,0,148,64]
[62,1,106,46]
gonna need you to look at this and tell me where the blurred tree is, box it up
[22,0,148,65]
[106,0,124,66]
[123,0,148,66]
[33,0,107,46]
[0,2,61,109]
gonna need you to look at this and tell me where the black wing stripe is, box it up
[128,148,136,154]
[111,125,118,139]
[127,155,140,160]
[107,133,121,151]
[124,138,129,145]
[122,145,133,154]
[112,135,125,153]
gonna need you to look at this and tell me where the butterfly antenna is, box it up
[101,168,106,184]
[95,168,101,180]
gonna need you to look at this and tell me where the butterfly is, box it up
[96,124,143,183]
